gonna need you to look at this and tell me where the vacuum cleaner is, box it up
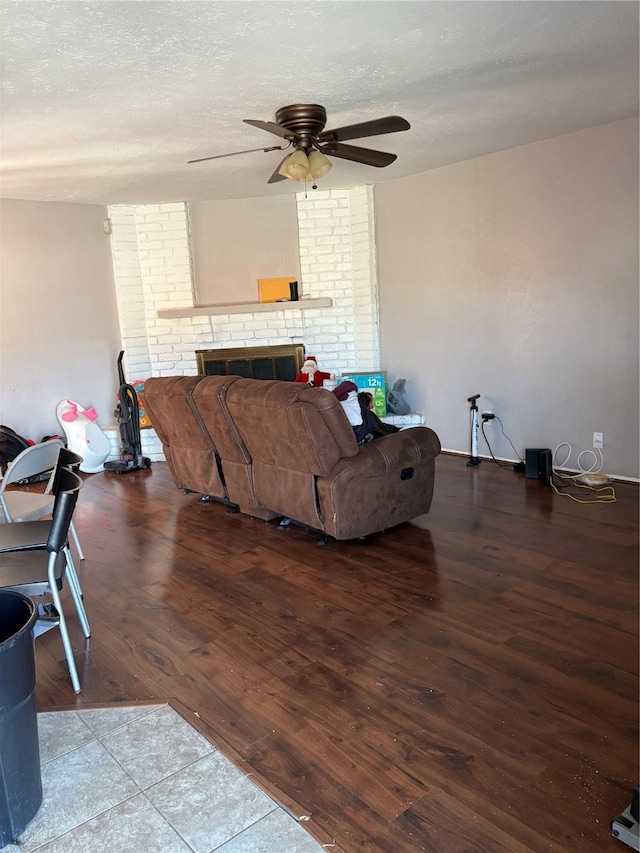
[104,351,151,474]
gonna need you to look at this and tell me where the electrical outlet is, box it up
[593,432,603,449]
[482,411,495,421]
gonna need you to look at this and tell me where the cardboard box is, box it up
[258,277,296,303]
[341,372,388,417]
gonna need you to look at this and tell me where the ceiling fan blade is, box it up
[244,119,294,140]
[187,145,286,164]
[321,142,397,168]
[319,115,410,143]
[267,155,290,184]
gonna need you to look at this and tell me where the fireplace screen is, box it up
[196,344,305,381]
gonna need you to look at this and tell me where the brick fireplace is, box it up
[106,186,383,461]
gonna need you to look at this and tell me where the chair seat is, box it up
[1,492,54,522]
[0,520,51,552]
[0,549,65,591]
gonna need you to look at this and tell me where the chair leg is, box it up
[47,556,81,694]
[65,557,91,639]
[70,521,85,561]
[64,545,83,600]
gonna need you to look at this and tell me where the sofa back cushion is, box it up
[224,379,358,477]
[143,375,226,496]
[190,375,250,464]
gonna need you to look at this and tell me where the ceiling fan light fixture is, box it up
[281,149,310,181]
[308,150,332,179]
[193,104,410,185]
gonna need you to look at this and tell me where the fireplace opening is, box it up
[196,344,305,381]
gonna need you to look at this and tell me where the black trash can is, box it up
[0,589,42,847]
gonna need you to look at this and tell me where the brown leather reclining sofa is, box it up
[143,375,441,540]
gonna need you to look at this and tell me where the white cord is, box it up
[576,447,603,474]
[553,442,572,472]
[551,442,615,502]
[553,443,604,476]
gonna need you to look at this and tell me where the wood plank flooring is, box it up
[33,455,639,852]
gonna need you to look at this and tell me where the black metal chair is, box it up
[0,468,87,693]
[0,448,86,601]
[0,442,86,562]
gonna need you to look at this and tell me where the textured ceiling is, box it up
[1,1,638,205]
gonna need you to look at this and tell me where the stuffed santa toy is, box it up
[294,356,334,388]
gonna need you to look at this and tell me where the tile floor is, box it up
[4,704,323,853]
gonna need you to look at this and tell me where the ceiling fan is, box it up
[187,104,410,185]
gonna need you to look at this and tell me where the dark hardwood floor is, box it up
[33,454,638,852]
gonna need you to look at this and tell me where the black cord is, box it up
[481,422,513,468]
[495,416,524,463]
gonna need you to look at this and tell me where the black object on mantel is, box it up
[289,281,299,301]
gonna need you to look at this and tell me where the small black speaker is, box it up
[525,448,552,485]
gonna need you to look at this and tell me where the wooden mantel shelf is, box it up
[157,297,332,319]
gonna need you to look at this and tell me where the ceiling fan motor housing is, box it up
[275,104,328,151]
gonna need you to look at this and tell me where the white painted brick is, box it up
[286,325,305,338]
[170,249,192,263]
[165,274,194,286]
[308,199,341,209]
[313,239,341,250]
[137,222,164,233]
[141,213,170,223]
[311,263,338,274]
[159,229,188,241]
[303,208,333,219]
[114,249,141,263]
[140,266,167,279]
[143,278,175,294]
[159,264,189,277]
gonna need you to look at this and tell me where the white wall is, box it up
[375,118,639,479]
[0,199,122,442]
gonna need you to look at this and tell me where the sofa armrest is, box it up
[316,426,441,539]
[331,427,441,476]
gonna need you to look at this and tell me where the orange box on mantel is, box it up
[257,277,296,303]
